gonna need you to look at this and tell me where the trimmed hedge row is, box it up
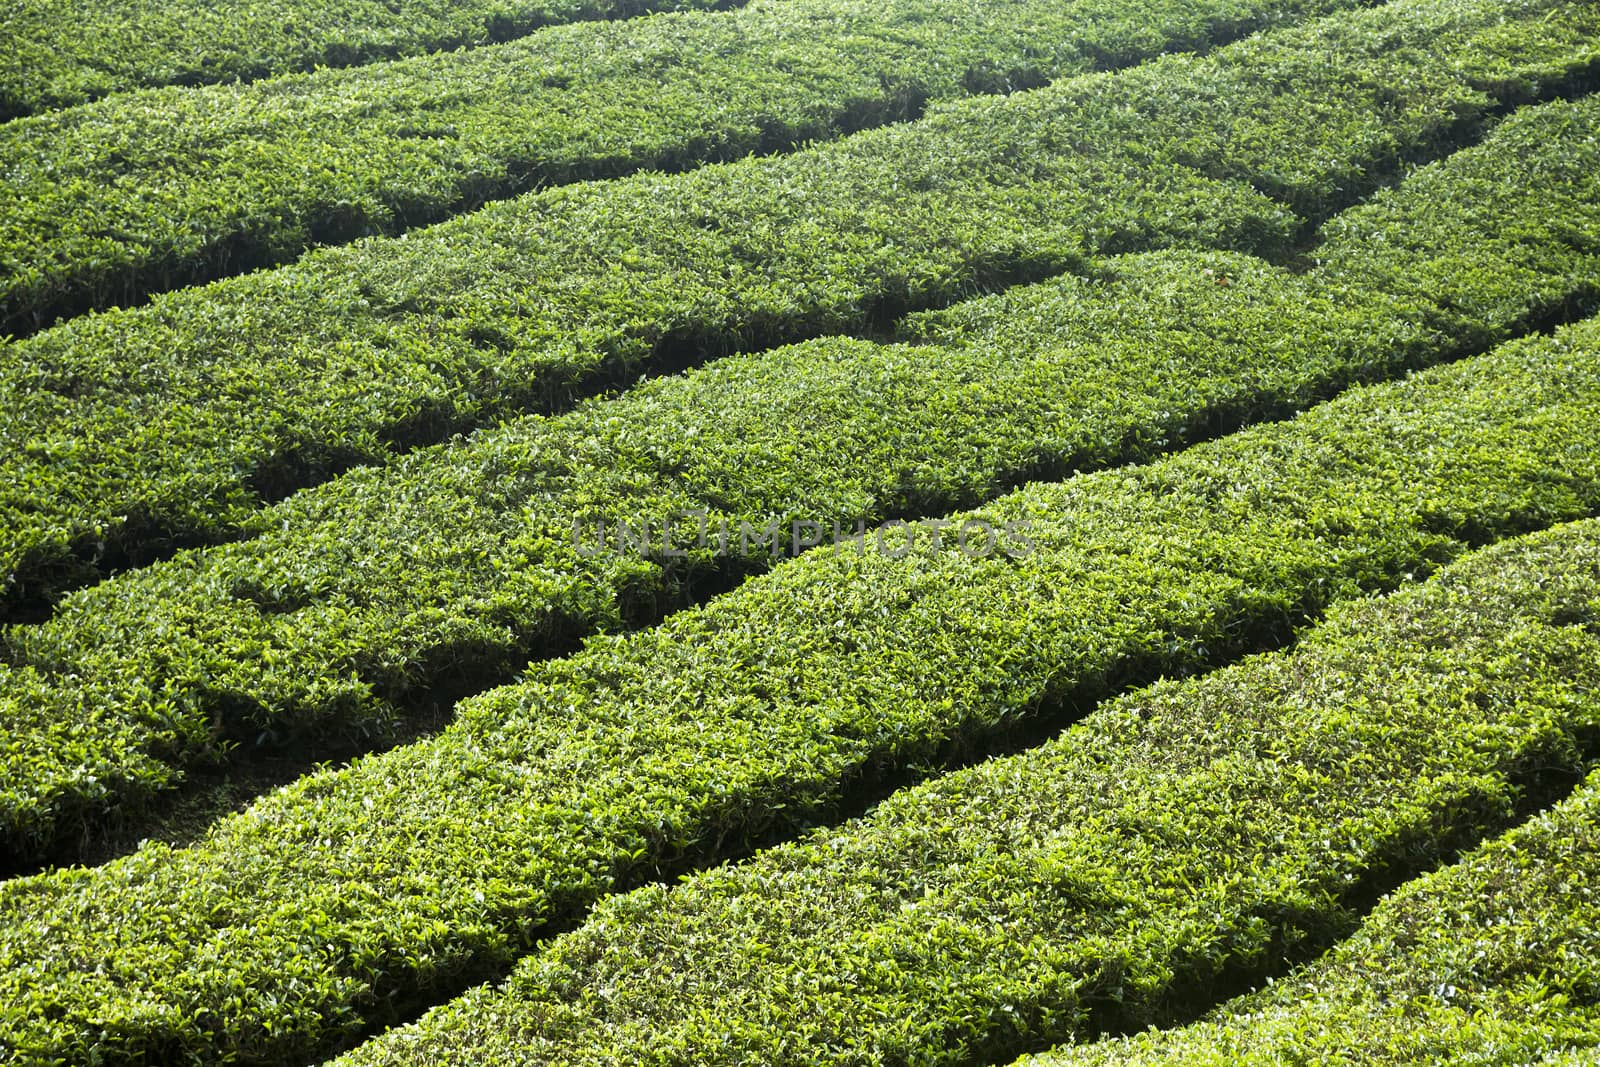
[0,0,733,121]
[8,89,1600,866]
[1026,770,1600,1066]
[0,0,1363,337]
[4,0,1595,614]
[0,252,1414,864]
[330,518,1600,1065]
[5,311,1600,1063]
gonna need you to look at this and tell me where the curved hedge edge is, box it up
[0,254,1402,870]
[0,0,746,124]
[322,521,1600,1065]
[0,0,1365,340]
[5,0,1595,618]
[1020,768,1600,1066]
[5,87,1599,870]
[3,315,1600,1063]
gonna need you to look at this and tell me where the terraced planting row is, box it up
[0,253,1389,864]
[5,305,1600,1062]
[1024,770,1600,1064]
[5,0,1595,617]
[0,0,732,120]
[7,89,1599,869]
[10,3,1600,1064]
[329,518,1600,1064]
[0,0,1362,336]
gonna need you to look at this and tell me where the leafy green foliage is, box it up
[4,308,1600,1063]
[1026,769,1600,1065]
[0,256,1406,864]
[5,2,1600,1061]
[5,85,1599,867]
[327,518,1600,1065]
[0,0,1364,335]
[0,0,733,120]
[5,0,1596,614]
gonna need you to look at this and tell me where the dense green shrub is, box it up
[4,0,1595,613]
[0,0,733,120]
[0,0,1364,335]
[331,519,1600,1065]
[0,255,1409,863]
[4,312,1600,1063]
[1025,771,1600,1065]
[5,90,1598,866]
